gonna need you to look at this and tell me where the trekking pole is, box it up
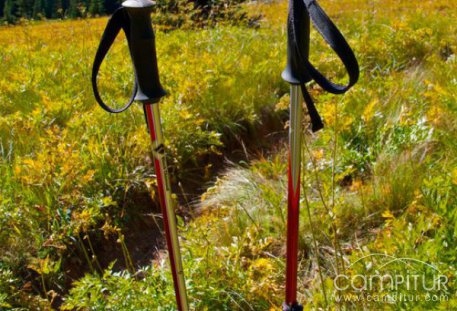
[91,1,189,309]
[281,0,359,309]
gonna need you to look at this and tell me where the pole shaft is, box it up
[285,85,303,307]
[144,103,189,311]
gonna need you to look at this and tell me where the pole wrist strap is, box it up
[91,7,138,113]
[301,0,359,95]
[290,0,360,132]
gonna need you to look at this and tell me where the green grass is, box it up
[1,0,457,309]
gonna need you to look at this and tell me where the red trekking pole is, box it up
[91,1,189,309]
[282,0,359,309]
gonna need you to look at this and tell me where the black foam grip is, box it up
[123,5,166,102]
[282,0,312,84]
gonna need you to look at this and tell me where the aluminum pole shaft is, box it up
[144,103,189,311]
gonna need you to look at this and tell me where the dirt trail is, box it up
[62,108,288,294]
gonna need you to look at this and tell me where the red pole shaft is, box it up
[284,85,303,309]
[144,103,189,311]
[286,158,300,304]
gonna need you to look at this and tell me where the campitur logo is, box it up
[332,253,449,304]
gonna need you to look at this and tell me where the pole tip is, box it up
[283,302,304,311]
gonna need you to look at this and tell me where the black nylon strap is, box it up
[288,0,359,132]
[300,0,359,94]
[92,7,138,113]
[300,84,323,132]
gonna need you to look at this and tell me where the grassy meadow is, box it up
[1,0,456,309]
